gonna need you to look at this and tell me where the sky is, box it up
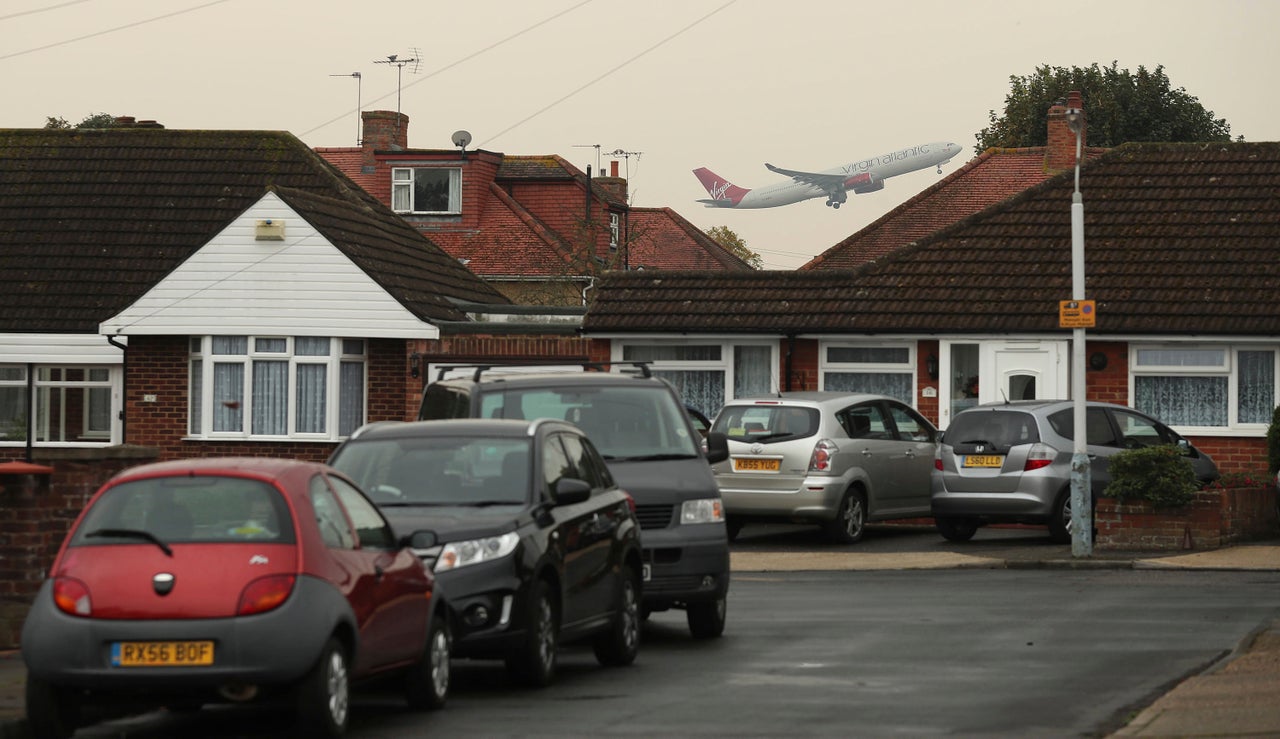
[5,0,1279,269]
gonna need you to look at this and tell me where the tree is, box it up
[705,225,763,269]
[44,113,118,130]
[975,63,1234,151]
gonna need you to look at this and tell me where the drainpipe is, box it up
[785,334,796,392]
[24,363,33,462]
[108,336,127,442]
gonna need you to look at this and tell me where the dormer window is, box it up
[392,167,462,215]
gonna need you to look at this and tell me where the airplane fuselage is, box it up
[696,141,962,209]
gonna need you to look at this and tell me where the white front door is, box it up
[937,340,1068,429]
[985,340,1067,403]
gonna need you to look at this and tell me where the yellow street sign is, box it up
[1059,300,1096,328]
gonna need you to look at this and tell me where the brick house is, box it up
[0,124,590,640]
[316,111,752,307]
[584,134,1280,476]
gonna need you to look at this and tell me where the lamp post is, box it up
[1065,104,1092,557]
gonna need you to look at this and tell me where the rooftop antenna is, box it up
[329,72,362,146]
[373,49,421,133]
[606,148,643,203]
[573,144,602,172]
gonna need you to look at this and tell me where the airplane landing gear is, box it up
[937,165,943,174]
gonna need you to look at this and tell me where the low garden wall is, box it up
[1095,486,1279,551]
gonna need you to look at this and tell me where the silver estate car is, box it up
[932,400,1220,543]
[710,392,938,544]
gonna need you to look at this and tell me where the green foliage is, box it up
[1267,405,1280,475]
[1103,444,1199,508]
[704,225,763,269]
[976,62,1234,151]
[44,113,118,130]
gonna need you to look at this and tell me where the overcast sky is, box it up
[6,0,1278,269]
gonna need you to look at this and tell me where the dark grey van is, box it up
[420,363,732,639]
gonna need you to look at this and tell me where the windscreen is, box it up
[331,436,532,505]
[711,405,819,442]
[945,410,1040,450]
[72,476,294,545]
[479,385,699,460]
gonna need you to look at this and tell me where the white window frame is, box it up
[1129,343,1276,435]
[819,341,917,405]
[391,167,462,215]
[188,336,366,441]
[0,364,122,447]
[611,339,779,411]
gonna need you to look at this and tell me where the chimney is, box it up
[361,110,409,168]
[595,159,629,203]
[1045,90,1085,173]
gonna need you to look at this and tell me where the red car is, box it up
[21,457,449,739]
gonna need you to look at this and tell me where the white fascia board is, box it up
[0,334,126,363]
[100,193,440,340]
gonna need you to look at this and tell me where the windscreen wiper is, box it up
[84,528,173,557]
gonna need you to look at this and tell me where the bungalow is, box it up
[584,136,1280,475]
[0,122,522,463]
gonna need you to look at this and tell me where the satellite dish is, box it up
[451,130,472,148]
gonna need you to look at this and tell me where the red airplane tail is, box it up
[692,167,750,206]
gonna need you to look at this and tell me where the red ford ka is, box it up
[21,457,449,738]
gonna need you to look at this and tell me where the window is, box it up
[392,167,462,214]
[328,474,396,549]
[617,341,776,418]
[310,477,356,549]
[821,343,915,403]
[189,336,365,440]
[1,365,119,445]
[1131,345,1275,430]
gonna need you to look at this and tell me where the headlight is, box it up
[435,532,520,572]
[680,498,724,524]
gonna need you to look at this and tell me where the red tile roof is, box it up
[627,208,753,271]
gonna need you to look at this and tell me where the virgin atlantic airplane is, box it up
[693,141,962,209]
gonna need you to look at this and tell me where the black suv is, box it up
[419,363,733,639]
[328,418,643,687]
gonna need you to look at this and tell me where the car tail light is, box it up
[237,574,295,616]
[52,577,91,616]
[934,458,944,471]
[622,490,636,514]
[1024,443,1055,472]
[809,439,839,472]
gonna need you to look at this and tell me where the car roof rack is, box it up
[433,361,653,382]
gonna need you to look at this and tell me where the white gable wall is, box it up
[100,193,440,339]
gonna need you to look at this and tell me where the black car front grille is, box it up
[634,503,675,530]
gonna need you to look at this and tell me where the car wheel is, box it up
[405,612,451,710]
[1048,489,1072,544]
[686,595,727,639]
[935,516,979,542]
[593,568,640,666]
[25,676,79,739]
[824,489,867,544]
[294,638,349,739]
[506,578,558,687]
[725,516,743,542]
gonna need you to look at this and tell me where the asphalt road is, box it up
[68,552,1280,738]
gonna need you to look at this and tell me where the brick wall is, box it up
[1095,487,1279,551]
[0,447,160,647]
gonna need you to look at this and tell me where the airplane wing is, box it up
[764,163,850,192]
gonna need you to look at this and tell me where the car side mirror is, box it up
[553,478,592,506]
[404,530,438,549]
[704,431,729,464]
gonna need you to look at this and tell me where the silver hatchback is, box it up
[710,392,938,544]
[931,400,1220,543]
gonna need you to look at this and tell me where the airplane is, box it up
[693,141,962,209]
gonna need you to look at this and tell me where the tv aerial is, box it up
[328,71,361,146]
[374,49,421,122]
